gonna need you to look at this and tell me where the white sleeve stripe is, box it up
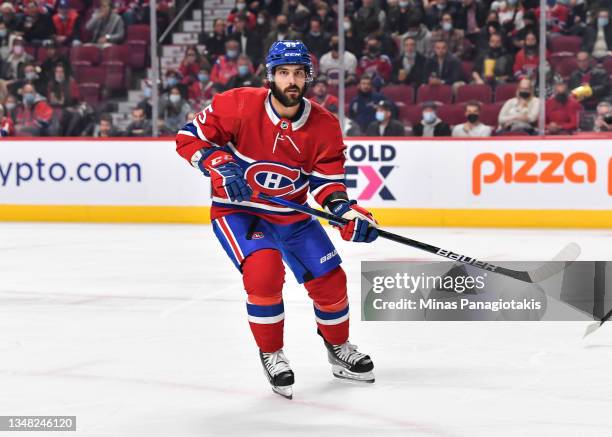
[311,181,343,197]
[178,129,196,137]
[310,170,345,180]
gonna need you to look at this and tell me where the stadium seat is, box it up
[555,57,579,79]
[602,57,612,77]
[127,41,148,69]
[399,104,423,126]
[416,84,452,104]
[102,44,131,64]
[461,61,474,82]
[74,64,105,86]
[71,46,101,65]
[382,84,414,105]
[494,83,517,102]
[437,103,466,126]
[549,36,582,54]
[455,84,493,103]
[480,102,504,128]
[24,45,37,58]
[126,24,150,42]
[344,85,358,102]
[102,62,126,90]
[327,84,338,96]
[78,83,101,107]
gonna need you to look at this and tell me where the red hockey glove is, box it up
[327,200,378,243]
[199,150,253,202]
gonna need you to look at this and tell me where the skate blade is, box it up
[332,365,375,383]
[272,385,293,399]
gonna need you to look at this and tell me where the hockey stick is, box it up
[583,308,612,338]
[257,193,580,284]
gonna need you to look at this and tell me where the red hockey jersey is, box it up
[175,87,347,224]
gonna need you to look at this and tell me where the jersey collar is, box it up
[264,89,311,131]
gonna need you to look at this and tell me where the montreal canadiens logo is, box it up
[244,162,301,196]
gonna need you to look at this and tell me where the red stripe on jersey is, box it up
[218,217,244,262]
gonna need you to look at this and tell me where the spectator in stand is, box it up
[475,12,511,52]
[226,0,257,33]
[385,0,423,36]
[412,101,451,136]
[203,18,227,62]
[593,101,612,132]
[1,37,33,80]
[304,17,330,60]
[452,100,493,137]
[424,39,463,87]
[263,14,301,54]
[163,69,188,98]
[319,35,358,85]
[178,46,209,85]
[116,0,148,26]
[314,3,335,34]
[534,0,569,34]
[4,93,18,120]
[254,11,272,41]
[283,0,311,35]
[393,36,427,86]
[356,37,392,88]
[93,113,121,137]
[364,19,399,60]
[228,13,263,67]
[342,16,363,56]
[86,0,125,47]
[225,54,261,89]
[8,62,46,96]
[40,40,70,85]
[0,103,14,136]
[424,0,460,29]
[472,33,514,85]
[354,0,386,39]
[47,63,82,135]
[581,8,612,58]
[455,0,487,45]
[513,31,547,77]
[545,77,581,135]
[568,51,610,110]
[137,80,154,119]
[349,74,385,130]
[497,0,524,33]
[188,67,214,107]
[125,107,152,137]
[0,2,23,33]
[160,86,191,132]
[366,100,406,136]
[22,1,55,45]
[52,0,80,47]
[309,76,338,112]
[0,21,10,59]
[512,10,537,50]
[431,12,467,59]
[498,78,539,133]
[14,83,53,136]
[210,39,241,86]
[401,16,432,57]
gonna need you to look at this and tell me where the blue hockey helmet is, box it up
[265,40,313,82]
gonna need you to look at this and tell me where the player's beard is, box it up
[270,81,308,107]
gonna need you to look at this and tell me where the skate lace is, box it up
[262,350,291,376]
[333,342,366,365]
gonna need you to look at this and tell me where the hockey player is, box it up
[175,41,377,399]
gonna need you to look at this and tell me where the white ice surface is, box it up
[1,223,611,437]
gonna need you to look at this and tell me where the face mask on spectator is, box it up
[467,113,479,123]
[375,110,385,122]
[169,94,181,104]
[508,0,518,5]
[13,45,24,55]
[143,87,152,98]
[277,23,288,32]
[6,102,15,111]
[236,3,245,10]
[519,90,531,99]
[257,16,265,25]
[238,65,249,76]
[436,2,446,9]
[166,77,178,87]
[0,29,6,37]
[399,1,409,7]
[310,30,321,37]
[343,21,351,31]
[555,91,568,103]
[442,22,452,31]
[423,111,436,123]
[25,71,37,80]
[55,73,65,82]
[226,49,238,59]
[198,73,209,83]
[23,93,35,105]
[598,17,609,28]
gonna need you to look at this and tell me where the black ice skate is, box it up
[320,332,375,383]
[259,349,294,399]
